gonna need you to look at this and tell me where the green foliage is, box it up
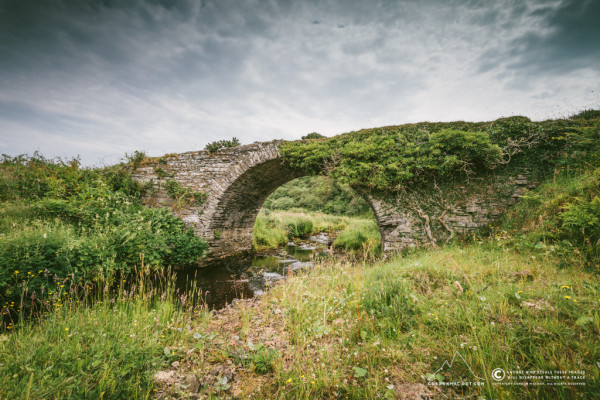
[0,269,206,399]
[262,176,371,216]
[164,179,207,208]
[252,215,289,249]
[570,109,600,120]
[253,210,380,253]
[248,343,280,374]
[126,150,147,169]
[301,132,325,140]
[280,111,600,190]
[333,220,380,255]
[154,166,173,178]
[205,137,241,153]
[286,218,314,239]
[266,243,600,400]
[494,163,600,269]
[561,196,600,244]
[360,269,419,336]
[0,154,209,306]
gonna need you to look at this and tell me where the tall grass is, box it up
[231,244,599,399]
[0,267,209,400]
[252,210,380,253]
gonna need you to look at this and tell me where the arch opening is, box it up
[206,157,382,259]
[254,176,381,254]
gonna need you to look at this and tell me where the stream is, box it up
[173,233,332,310]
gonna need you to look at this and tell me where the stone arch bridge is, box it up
[132,141,535,261]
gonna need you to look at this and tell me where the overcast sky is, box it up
[1,0,599,165]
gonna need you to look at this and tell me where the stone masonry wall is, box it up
[131,141,306,261]
[361,171,537,253]
[132,142,537,263]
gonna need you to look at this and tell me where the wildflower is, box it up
[286,378,292,383]
[561,285,570,289]
[564,296,571,299]
[14,270,19,274]
[65,328,69,331]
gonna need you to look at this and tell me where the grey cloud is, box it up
[0,0,598,164]
[477,0,600,84]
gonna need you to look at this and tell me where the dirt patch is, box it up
[154,297,290,399]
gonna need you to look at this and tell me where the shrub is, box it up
[205,137,241,153]
[286,218,314,239]
[0,154,209,306]
[301,132,325,140]
[164,179,207,207]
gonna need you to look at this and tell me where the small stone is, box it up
[171,361,180,369]
[153,370,176,385]
[185,374,200,393]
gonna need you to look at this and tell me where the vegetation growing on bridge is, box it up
[205,137,241,153]
[281,111,600,191]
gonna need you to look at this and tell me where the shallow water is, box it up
[174,234,331,310]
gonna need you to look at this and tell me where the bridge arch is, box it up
[132,141,533,262]
[206,157,308,258]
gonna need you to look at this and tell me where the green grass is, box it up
[0,267,209,400]
[156,164,600,399]
[492,165,600,269]
[252,209,380,253]
[0,154,209,313]
[175,243,599,399]
[332,219,381,255]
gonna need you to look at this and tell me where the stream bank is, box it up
[174,233,332,310]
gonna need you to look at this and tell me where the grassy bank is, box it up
[252,209,380,254]
[2,240,597,399]
[152,242,599,399]
[0,153,209,320]
[0,268,210,399]
[154,165,600,399]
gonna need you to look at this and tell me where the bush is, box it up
[205,137,241,153]
[281,111,600,190]
[286,218,314,239]
[301,132,325,140]
[262,176,371,216]
[0,154,209,306]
